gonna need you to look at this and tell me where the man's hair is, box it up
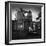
[28,10,32,13]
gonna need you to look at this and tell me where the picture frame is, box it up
[5,1,45,45]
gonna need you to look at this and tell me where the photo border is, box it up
[5,1,45,45]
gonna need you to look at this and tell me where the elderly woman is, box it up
[24,10,33,32]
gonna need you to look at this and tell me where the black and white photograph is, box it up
[5,1,45,45]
